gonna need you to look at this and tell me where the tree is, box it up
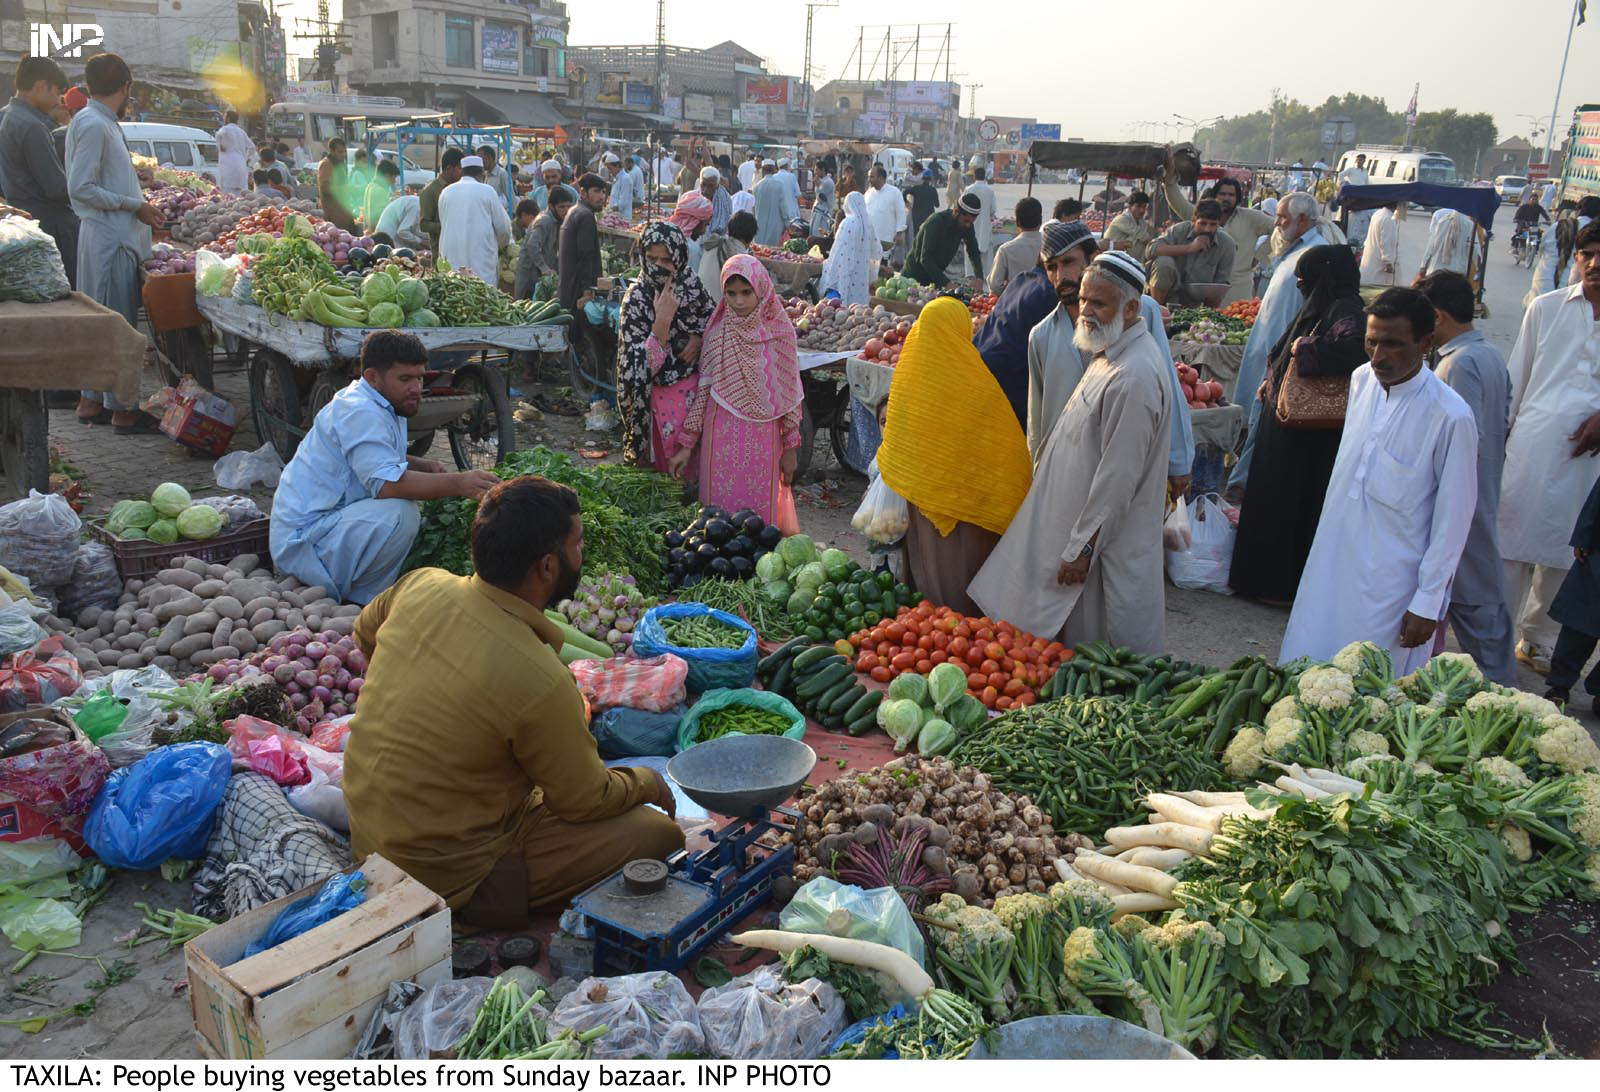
[1410,110,1498,178]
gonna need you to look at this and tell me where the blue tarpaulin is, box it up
[1332,183,1502,231]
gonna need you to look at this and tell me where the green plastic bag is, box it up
[0,894,80,951]
[72,690,128,742]
[676,687,806,752]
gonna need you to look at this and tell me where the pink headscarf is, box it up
[697,254,803,424]
[668,192,714,233]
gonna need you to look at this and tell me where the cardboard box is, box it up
[185,855,451,1059]
[159,379,238,457]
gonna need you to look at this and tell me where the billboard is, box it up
[742,103,769,128]
[684,93,715,123]
[744,77,790,105]
[481,22,521,75]
[866,98,944,119]
[1020,123,1061,141]
[896,80,956,104]
[624,82,653,110]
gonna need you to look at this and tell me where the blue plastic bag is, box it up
[591,704,687,759]
[631,603,758,694]
[82,742,231,871]
[242,871,367,959]
[827,1004,909,1058]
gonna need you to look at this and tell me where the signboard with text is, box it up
[742,103,769,128]
[1020,123,1061,141]
[684,93,715,123]
[624,82,653,110]
[481,22,520,75]
[744,77,790,105]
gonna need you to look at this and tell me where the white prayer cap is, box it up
[763,159,776,168]
[779,158,791,167]
[460,155,484,169]
[603,152,621,164]
[540,159,562,173]
[700,165,720,182]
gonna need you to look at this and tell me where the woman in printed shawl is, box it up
[616,220,715,469]
[669,254,803,533]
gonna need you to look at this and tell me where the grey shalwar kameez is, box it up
[66,100,148,410]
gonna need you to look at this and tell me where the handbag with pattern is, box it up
[1274,349,1349,430]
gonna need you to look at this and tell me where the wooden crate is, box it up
[185,855,451,1059]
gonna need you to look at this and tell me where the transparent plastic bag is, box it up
[193,493,267,529]
[1163,497,1192,552]
[0,838,80,887]
[214,445,284,491]
[351,980,425,1060]
[850,459,909,545]
[58,666,183,768]
[779,876,926,966]
[0,217,70,303]
[0,490,82,587]
[57,544,123,617]
[0,604,47,658]
[697,965,846,1060]
[549,972,704,1060]
[393,977,493,1060]
[286,762,348,833]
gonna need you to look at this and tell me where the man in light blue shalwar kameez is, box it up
[269,332,501,604]
[64,53,163,430]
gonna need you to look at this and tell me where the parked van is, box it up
[1337,145,1458,187]
[120,122,220,184]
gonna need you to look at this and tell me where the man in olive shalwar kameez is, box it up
[969,252,1173,655]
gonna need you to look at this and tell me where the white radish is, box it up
[1275,774,1332,799]
[1110,892,1180,921]
[1144,793,1227,832]
[1124,847,1194,871]
[732,930,933,1000]
[1304,767,1368,794]
[1053,857,1082,883]
[1104,822,1214,855]
[1172,790,1251,807]
[1072,849,1180,898]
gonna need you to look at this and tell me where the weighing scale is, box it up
[572,735,817,975]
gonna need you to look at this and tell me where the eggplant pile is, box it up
[663,505,782,589]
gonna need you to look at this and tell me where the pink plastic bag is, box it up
[569,654,689,714]
[244,735,310,786]
[309,717,352,753]
[0,638,84,712]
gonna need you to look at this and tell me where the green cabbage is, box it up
[755,552,787,583]
[394,276,429,312]
[946,693,987,733]
[777,533,817,569]
[927,662,969,712]
[820,547,854,582]
[405,307,441,327]
[196,262,226,296]
[105,499,139,535]
[887,672,929,706]
[367,301,405,327]
[146,519,179,545]
[361,270,397,306]
[792,562,825,591]
[175,504,224,540]
[761,579,792,604]
[148,484,190,519]
[785,589,813,617]
[119,500,159,530]
[283,213,314,239]
[878,699,923,753]
[119,527,149,541]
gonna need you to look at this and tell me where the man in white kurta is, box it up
[1339,156,1374,252]
[1416,209,1472,280]
[1359,204,1399,285]
[437,157,511,282]
[964,168,997,278]
[1281,289,1479,675]
[969,254,1172,655]
[1498,225,1600,672]
[215,111,251,194]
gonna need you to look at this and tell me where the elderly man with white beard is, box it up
[968,251,1174,654]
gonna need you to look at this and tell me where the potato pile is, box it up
[45,553,361,680]
[792,754,1090,907]
[792,300,905,353]
[170,191,318,248]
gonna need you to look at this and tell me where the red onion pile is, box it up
[199,626,367,734]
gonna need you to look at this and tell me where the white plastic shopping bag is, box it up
[1162,497,1192,552]
[1165,493,1234,595]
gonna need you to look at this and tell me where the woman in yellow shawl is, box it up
[877,297,1032,614]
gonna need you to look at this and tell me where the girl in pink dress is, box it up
[668,254,803,534]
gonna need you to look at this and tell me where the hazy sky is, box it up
[296,0,1594,148]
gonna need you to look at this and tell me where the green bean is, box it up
[697,705,794,741]
[660,614,748,649]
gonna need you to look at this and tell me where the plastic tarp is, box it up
[1333,182,1502,230]
[1026,141,1201,185]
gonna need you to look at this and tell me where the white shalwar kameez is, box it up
[1359,206,1399,285]
[968,321,1172,655]
[1280,365,1478,674]
[1497,281,1600,650]
[1418,209,1472,277]
[437,177,511,282]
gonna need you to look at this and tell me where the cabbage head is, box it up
[887,672,929,706]
[777,533,817,569]
[405,307,441,327]
[120,527,149,541]
[792,561,825,591]
[149,484,190,519]
[927,662,969,712]
[761,579,792,604]
[175,505,224,540]
[394,277,428,312]
[820,547,854,582]
[878,699,923,750]
[360,270,397,306]
[754,552,787,583]
[146,519,179,545]
[367,301,405,327]
[105,499,139,535]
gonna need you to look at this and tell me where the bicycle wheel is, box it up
[248,349,306,462]
[447,365,516,470]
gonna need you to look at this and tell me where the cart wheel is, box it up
[407,432,439,458]
[828,382,857,474]
[249,349,305,462]
[158,328,213,389]
[794,400,816,479]
[567,340,615,402]
[0,389,49,501]
[447,365,515,470]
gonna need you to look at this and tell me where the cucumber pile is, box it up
[1040,641,1213,703]
[757,638,883,735]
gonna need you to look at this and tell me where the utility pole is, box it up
[1541,0,1583,171]
[803,1,836,138]
[654,0,666,114]
[969,84,981,157]
[1267,87,1281,165]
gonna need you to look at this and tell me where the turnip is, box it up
[225,673,240,686]
[318,674,334,688]
[330,702,348,718]
[272,663,296,684]
[347,650,367,673]
[347,676,364,694]
[333,668,352,688]
[208,663,229,681]
[289,692,308,709]
[295,669,318,689]
[288,642,305,660]
[306,641,328,659]
[318,654,341,675]
[311,685,333,704]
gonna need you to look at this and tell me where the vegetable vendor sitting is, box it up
[269,331,501,604]
[343,475,685,927]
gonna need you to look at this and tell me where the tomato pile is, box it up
[845,602,1071,710]
[1220,297,1261,326]
[1176,362,1225,409]
[211,207,324,254]
[967,294,997,317]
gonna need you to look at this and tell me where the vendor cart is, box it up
[194,294,569,469]
[755,254,824,300]
[795,354,854,478]
[0,293,147,500]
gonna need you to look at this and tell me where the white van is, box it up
[1337,145,1458,187]
[120,122,220,184]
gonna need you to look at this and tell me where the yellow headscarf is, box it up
[877,297,1032,536]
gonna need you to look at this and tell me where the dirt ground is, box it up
[4,346,1598,1060]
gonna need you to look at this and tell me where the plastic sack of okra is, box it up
[632,603,757,693]
[676,688,805,751]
